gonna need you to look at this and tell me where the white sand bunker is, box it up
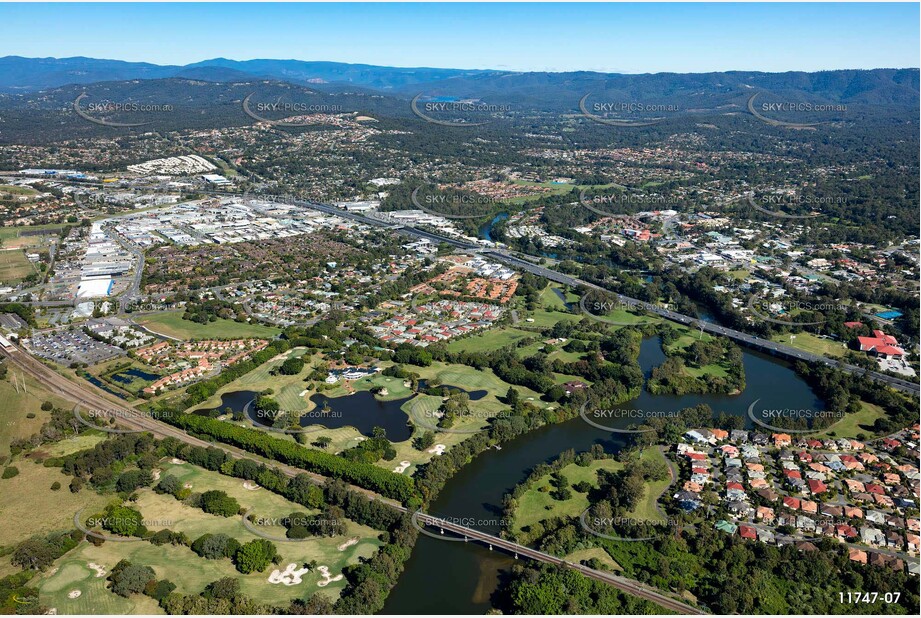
[151,469,161,481]
[87,563,106,578]
[393,461,411,473]
[427,444,447,455]
[170,458,185,465]
[299,389,309,397]
[242,480,260,491]
[45,609,57,615]
[183,482,193,489]
[337,537,360,551]
[268,563,310,586]
[316,565,344,587]
[67,590,82,599]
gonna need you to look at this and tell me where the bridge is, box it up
[413,513,705,614]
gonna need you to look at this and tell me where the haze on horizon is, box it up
[0,2,918,74]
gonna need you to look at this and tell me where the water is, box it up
[207,382,490,442]
[109,367,161,384]
[82,374,129,400]
[382,337,823,614]
[479,213,508,242]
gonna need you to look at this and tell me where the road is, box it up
[291,198,918,395]
[11,182,914,395]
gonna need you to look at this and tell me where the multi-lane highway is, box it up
[292,197,919,396]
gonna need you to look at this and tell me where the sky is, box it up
[0,2,918,73]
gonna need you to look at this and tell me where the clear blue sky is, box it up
[1,2,917,73]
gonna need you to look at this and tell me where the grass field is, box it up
[0,372,75,458]
[445,326,535,353]
[770,332,848,358]
[187,348,314,414]
[0,459,110,549]
[819,401,887,439]
[512,448,670,535]
[69,461,378,605]
[564,547,623,571]
[0,224,64,250]
[136,311,280,341]
[0,184,40,196]
[37,558,164,615]
[0,249,35,283]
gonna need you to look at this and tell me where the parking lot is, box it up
[24,328,125,366]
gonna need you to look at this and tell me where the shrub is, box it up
[2,466,19,479]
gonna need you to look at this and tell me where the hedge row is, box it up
[164,413,418,504]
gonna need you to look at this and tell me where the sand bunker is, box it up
[151,469,161,481]
[87,563,106,578]
[268,563,310,586]
[393,461,411,473]
[299,389,309,397]
[67,590,82,599]
[316,565,344,587]
[170,458,185,465]
[183,482,193,489]
[337,537,360,551]
[242,480,260,491]
[45,609,57,615]
[427,444,447,455]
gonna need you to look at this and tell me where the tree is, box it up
[11,539,57,571]
[115,468,153,493]
[155,474,182,497]
[199,490,241,517]
[204,577,240,600]
[192,533,241,560]
[101,505,144,537]
[279,357,306,375]
[234,539,278,574]
[110,563,155,597]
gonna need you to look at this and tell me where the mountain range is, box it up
[1,56,918,109]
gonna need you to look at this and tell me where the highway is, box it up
[291,197,919,396]
[14,182,915,396]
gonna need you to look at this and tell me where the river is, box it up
[382,337,823,614]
